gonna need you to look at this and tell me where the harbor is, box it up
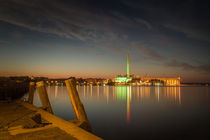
[1,0,210,139]
[1,78,210,139]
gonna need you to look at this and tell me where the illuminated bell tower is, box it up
[127,54,130,77]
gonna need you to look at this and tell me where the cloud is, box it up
[130,42,166,61]
[0,0,151,43]
[129,40,210,74]
[123,0,210,42]
[164,60,210,74]
[134,18,152,30]
[164,24,210,42]
[0,40,10,44]
[0,1,92,40]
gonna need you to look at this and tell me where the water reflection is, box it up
[32,85,193,123]
[75,85,182,123]
[78,86,181,104]
[43,86,182,108]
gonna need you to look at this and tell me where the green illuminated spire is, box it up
[127,54,130,77]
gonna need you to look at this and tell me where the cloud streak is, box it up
[0,0,151,42]
[164,60,210,74]
[131,42,166,61]
[0,40,10,44]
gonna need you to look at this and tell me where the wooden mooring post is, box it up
[36,81,53,114]
[28,82,35,104]
[65,79,91,131]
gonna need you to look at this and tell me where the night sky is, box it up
[0,0,210,82]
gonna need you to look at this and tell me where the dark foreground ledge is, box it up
[0,101,102,140]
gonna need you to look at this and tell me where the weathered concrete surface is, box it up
[0,101,102,140]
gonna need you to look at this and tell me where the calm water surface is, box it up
[26,86,210,140]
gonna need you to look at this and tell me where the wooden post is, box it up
[28,82,35,104]
[65,79,91,131]
[36,81,53,114]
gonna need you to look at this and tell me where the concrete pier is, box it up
[0,101,102,140]
[0,80,102,140]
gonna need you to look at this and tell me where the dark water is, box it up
[24,86,210,140]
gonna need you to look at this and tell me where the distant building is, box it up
[141,77,181,86]
[113,54,181,86]
[78,78,107,85]
[115,76,132,83]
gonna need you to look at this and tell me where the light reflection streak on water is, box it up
[155,86,160,102]
[106,86,109,104]
[55,86,58,99]
[137,86,139,100]
[90,85,93,97]
[103,86,106,97]
[175,87,177,103]
[97,85,99,99]
[112,86,115,101]
[179,86,181,104]
[83,85,86,97]
[87,85,89,97]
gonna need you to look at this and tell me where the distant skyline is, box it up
[0,0,210,82]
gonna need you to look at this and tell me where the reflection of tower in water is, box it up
[126,86,131,123]
[115,86,132,123]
